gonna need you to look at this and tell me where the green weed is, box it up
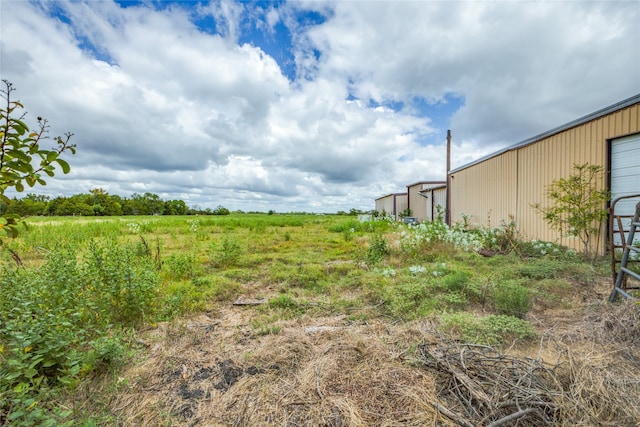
[163,252,199,280]
[364,234,390,267]
[212,237,243,267]
[0,240,158,425]
[492,279,531,319]
[440,313,536,345]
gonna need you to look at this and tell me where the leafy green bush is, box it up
[0,241,159,425]
[385,279,438,319]
[518,240,577,259]
[492,280,531,319]
[439,270,470,292]
[163,252,199,280]
[83,240,160,324]
[516,259,563,280]
[364,234,390,266]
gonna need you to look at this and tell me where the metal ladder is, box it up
[609,201,640,302]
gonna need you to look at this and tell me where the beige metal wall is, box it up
[375,195,395,217]
[422,187,447,221]
[408,183,428,222]
[395,194,408,219]
[450,150,518,227]
[433,187,447,221]
[375,194,408,220]
[450,102,640,254]
[408,182,445,222]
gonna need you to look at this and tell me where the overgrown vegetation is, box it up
[533,163,610,260]
[0,212,628,425]
[0,241,159,425]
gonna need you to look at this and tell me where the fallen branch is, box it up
[427,401,475,427]
[487,408,540,427]
[418,342,560,426]
[232,299,265,306]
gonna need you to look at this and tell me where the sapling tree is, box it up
[0,79,76,239]
[533,163,609,260]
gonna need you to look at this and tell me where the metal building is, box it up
[375,193,408,220]
[420,184,447,222]
[449,94,640,254]
[407,181,447,223]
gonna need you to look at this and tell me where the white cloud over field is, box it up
[1,0,638,212]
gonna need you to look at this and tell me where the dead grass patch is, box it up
[73,263,640,426]
[99,310,446,426]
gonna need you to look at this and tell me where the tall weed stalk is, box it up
[0,240,159,425]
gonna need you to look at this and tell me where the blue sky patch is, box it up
[42,2,116,65]
[412,94,465,145]
[237,3,297,80]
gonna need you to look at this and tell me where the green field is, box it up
[1,214,638,426]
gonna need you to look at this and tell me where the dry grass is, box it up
[99,312,445,426]
[72,271,640,426]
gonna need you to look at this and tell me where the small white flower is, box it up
[409,265,427,275]
[382,268,396,277]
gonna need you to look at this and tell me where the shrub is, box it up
[385,279,438,319]
[492,280,531,319]
[364,234,390,266]
[212,237,243,267]
[439,270,470,292]
[83,240,160,324]
[532,163,610,260]
[0,240,159,425]
[163,252,199,280]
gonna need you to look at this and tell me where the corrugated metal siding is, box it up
[433,188,447,221]
[375,194,409,220]
[450,150,518,227]
[396,194,408,219]
[408,183,428,221]
[451,102,640,254]
[375,196,395,217]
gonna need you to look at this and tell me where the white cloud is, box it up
[1,0,638,212]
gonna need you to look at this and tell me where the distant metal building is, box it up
[375,193,408,220]
[421,184,447,222]
[449,94,640,254]
[407,181,447,223]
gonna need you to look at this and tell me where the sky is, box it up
[1,0,639,213]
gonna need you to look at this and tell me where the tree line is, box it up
[0,188,231,217]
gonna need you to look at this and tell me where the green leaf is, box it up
[55,158,71,174]
[7,149,30,163]
[11,162,33,174]
[13,119,29,135]
[13,382,31,393]
[46,151,58,162]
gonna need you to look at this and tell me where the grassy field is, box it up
[1,214,639,426]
